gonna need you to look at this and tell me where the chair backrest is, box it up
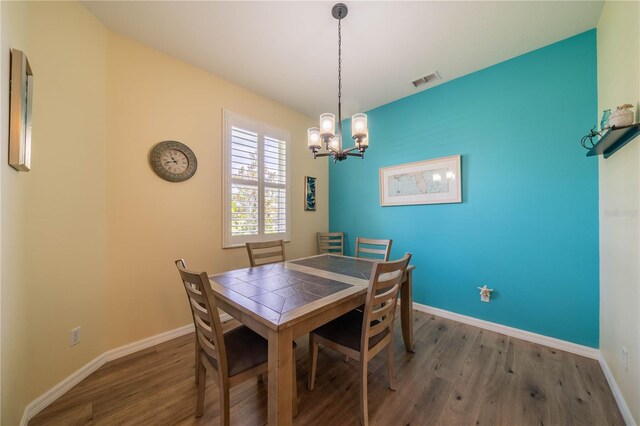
[360,253,412,352]
[355,237,392,261]
[317,232,344,255]
[246,240,285,267]
[175,259,228,375]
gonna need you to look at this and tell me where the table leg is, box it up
[268,327,293,426]
[400,270,414,352]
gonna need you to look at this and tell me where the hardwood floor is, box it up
[30,311,624,425]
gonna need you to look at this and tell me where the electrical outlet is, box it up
[478,285,493,303]
[70,327,81,347]
[621,346,629,371]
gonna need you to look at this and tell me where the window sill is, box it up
[223,240,291,249]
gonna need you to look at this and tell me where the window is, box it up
[222,111,290,248]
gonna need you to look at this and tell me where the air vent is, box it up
[412,71,440,88]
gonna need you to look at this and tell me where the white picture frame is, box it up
[379,155,462,206]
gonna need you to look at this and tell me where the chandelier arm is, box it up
[314,152,333,158]
[342,146,360,154]
[345,152,364,158]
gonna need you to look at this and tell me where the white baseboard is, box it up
[598,354,637,426]
[103,323,195,363]
[411,302,600,359]
[19,314,232,426]
[20,313,235,425]
[411,303,640,423]
[20,351,110,426]
[21,306,627,425]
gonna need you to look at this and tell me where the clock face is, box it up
[161,149,189,174]
[150,141,197,182]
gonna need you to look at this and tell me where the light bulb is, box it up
[446,171,455,180]
[307,127,321,149]
[351,113,368,139]
[433,173,442,182]
[329,136,340,151]
[319,113,335,139]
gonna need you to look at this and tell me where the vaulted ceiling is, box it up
[83,1,604,117]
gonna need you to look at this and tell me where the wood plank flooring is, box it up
[29,311,624,425]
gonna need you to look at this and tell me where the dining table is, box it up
[208,253,416,426]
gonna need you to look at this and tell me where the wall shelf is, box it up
[587,123,640,159]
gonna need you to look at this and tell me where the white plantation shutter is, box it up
[264,136,287,234]
[230,128,259,236]
[223,111,290,247]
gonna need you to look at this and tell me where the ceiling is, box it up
[82,1,604,118]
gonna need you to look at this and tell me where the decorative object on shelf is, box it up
[609,104,635,128]
[149,140,198,182]
[9,49,33,172]
[580,125,601,150]
[585,123,640,159]
[307,3,369,163]
[379,155,462,206]
[600,109,611,131]
[304,176,317,211]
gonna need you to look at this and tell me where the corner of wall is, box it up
[1,2,110,423]
[596,1,640,424]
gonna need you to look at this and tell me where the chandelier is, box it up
[307,3,369,163]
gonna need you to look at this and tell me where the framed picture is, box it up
[304,176,316,211]
[379,155,461,206]
[9,49,33,172]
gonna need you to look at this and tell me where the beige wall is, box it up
[0,1,108,424]
[597,1,640,424]
[0,5,28,424]
[0,2,327,423]
[105,32,327,348]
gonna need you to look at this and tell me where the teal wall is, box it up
[329,30,599,347]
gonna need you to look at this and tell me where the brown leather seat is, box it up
[312,309,388,352]
[208,325,297,376]
[207,326,298,377]
[207,326,267,376]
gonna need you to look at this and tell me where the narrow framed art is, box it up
[304,176,316,211]
[379,155,462,206]
[9,48,34,171]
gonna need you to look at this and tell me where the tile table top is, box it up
[209,255,373,328]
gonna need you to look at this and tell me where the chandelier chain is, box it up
[338,17,342,107]
[337,16,343,145]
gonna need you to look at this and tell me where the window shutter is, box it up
[223,111,290,247]
[264,136,286,234]
[231,127,259,237]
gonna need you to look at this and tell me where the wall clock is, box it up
[149,140,197,182]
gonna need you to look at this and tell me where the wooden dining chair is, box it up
[177,260,241,386]
[317,231,344,255]
[355,237,392,261]
[246,240,285,267]
[175,259,297,424]
[307,253,412,426]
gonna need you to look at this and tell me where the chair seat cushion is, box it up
[312,309,388,352]
[206,325,297,377]
[224,326,268,376]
